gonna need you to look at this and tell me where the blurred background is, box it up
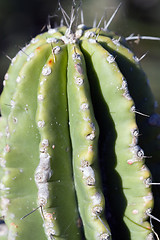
[0,0,160,110]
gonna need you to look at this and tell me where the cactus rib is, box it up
[67,43,111,239]
[35,44,81,239]
[0,43,54,239]
[80,38,153,239]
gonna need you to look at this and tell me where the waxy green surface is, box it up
[0,25,157,240]
[67,43,111,239]
[80,39,153,239]
[36,45,81,239]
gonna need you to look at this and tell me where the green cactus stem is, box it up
[0,7,159,240]
[35,44,81,239]
[67,43,110,239]
[80,37,153,239]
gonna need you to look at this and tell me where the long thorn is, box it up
[18,46,29,57]
[47,15,52,30]
[133,110,150,117]
[138,51,148,61]
[131,106,150,117]
[104,2,122,31]
[97,215,111,235]
[126,35,160,41]
[2,52,12,61]
[149,183,160,185]
[60,17,64,27]
[68,4,76,33]
[103,8,107,28]
[20,206,42,220]
[41,24,46,32]
[96,15,104,29]
[81,9,84,24]
[147,209,160,223]
[74,0,82,29]
[93,13,97,28]
[150,218,160,240]
[58,2,70,27]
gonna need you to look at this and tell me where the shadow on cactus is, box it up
[0,2,160,240]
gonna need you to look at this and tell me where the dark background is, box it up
[0,0,160,110]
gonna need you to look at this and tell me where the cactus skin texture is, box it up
[0,20,159,240]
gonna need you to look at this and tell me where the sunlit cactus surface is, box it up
[0,4,160,240]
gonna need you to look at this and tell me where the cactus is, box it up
[0,4,160,240]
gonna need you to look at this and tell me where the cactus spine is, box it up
[0,7,159,240]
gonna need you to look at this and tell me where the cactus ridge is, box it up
[80,38,153,239]
[0,11,159,240]
[96,35,160,159]
[35,44,81,239]
[67,43,111,239]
